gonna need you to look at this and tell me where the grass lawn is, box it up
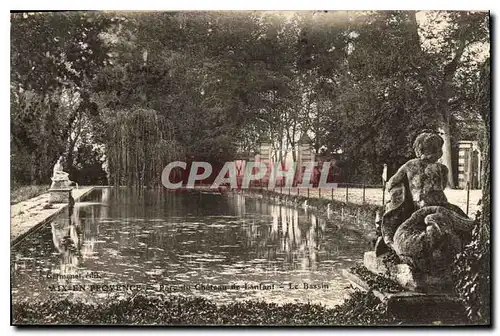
[10,185,49,204]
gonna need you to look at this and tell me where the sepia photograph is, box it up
[9,9,491,326]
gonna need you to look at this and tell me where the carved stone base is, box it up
[343,269,466,324]
[50,180,71,190]
[49,189,72,204]
[363,251,453,293]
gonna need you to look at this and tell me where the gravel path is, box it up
[272,186,482,217]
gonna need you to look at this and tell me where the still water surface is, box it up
[11,188,372,307]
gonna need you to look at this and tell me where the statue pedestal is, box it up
[49,189,73,204]
[363,251,453,293]
[49,176,74,204]
[50,179,71,190]
[343,268,465,324]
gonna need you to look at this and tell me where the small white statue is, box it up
[50,156,72,189]
[52,156,69,180]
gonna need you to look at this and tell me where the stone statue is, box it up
[50,156,71,189]
[375,131,475,276]
[49,156,76,203]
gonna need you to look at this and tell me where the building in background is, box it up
[457,140,482,189]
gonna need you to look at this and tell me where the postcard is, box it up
[10,10,491,326]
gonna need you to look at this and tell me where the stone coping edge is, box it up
[11,187,96,247]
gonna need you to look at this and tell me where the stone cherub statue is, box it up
[375,131,475,275]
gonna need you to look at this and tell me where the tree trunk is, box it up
[480,59,490,235]
[408,11,461,189]
[481,133,490,230]
[65,134,79,179]
[440,122,456,188]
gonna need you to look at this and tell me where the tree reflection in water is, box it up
[50,206,82,277]
[50,188,110,278]
[243,198,330,271]
[12,189,371,306]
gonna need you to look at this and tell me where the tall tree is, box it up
[11,11,114,184]
[407,10,489,187]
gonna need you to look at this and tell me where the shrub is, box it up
[12,291,397,326]
[452,218,490,325]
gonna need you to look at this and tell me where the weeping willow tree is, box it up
[103,107,183,187]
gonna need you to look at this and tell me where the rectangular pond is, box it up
[11,188,372,307]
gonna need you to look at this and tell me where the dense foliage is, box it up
[350,265,405,293]
[452,56,490,325]
[12,291,397,325]
[11,11,489,187]
[453,221,490,324]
